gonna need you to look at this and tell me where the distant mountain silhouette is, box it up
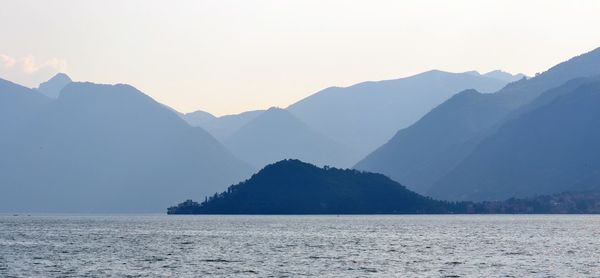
[168,159,454,214]
[223,107,358,168]
[0,81,253,212]
[287,70,510,158]
[183,109,264,141]
[37,73,72,98]
[182,110,216,125]
[429,78,600,201]
[356,47,600,195]
[482,70,527,82]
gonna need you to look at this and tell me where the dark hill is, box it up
[168,159,454,214]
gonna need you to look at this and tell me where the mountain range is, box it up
[429,77,600,200]
[181,70,512,169]
[472,70,527,82]
[223,107,358,168]
[0,78,253,212]
[356,47,600,198]
[3,46,600,212]
[287,70,512,158]
[183,109,264,141]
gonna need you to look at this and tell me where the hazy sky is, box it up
[1,0,599,115]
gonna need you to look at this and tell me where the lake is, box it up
[1,214,599,277]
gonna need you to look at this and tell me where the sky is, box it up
[1,0,600,116]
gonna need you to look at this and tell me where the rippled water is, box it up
[1,215,600,277]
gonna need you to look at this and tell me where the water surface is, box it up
[1,215,599,277]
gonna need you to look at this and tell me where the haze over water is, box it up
[1,214,598,277]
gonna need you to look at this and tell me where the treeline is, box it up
[169,191,600,215]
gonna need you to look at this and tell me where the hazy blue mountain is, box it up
[429,79,600,201]
[223,107,358,168]
[183,110,216,125]
[355,89,513,194]
[168,159,454,214]
[287,70,510,158]
[37,73,72,98]
[356,47,600,194]
[482,70,527,82]
[183,109,264,141]
[0,78,51,143]
[0,81,253,212]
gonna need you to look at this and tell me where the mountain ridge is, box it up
[287,69,511,158]
[429,78,600,200]
[37,72,72,98]
[223,107,358,168]
[0,81,253,212]
[355,47,600,195]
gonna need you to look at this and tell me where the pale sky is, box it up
[1,0,599,116]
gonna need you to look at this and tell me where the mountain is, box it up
[429,78,600,201]
[287,70,511,158]
[483,70,527,82]
[182,110,216,126]
[356,47,600,194]
[183,109,264,141]
[0,81,253,212]
[37,73,72,98]
[223,107,358,168]
[0,78,51,146]
[167,159,454,214]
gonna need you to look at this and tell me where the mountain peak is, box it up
[49,72,71,82]
[37,72,72,98]
[463,70,481,76]
[265,106,285,112]
[253,107,296,122]
[183,110,216,125]
[224,105,357,168]
[57,82,163,112]
[483,70,527,82]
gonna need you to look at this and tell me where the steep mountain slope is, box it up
[183,109,264,141]
[0,78,51,144]
[223,108,358,168]
[356,89,513,194]
[37,73,72,98]
[168,159,454,214]
[429,79,600,201]
[287,70,510,157]
[0,81,253,212]
[356,47,600,194]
